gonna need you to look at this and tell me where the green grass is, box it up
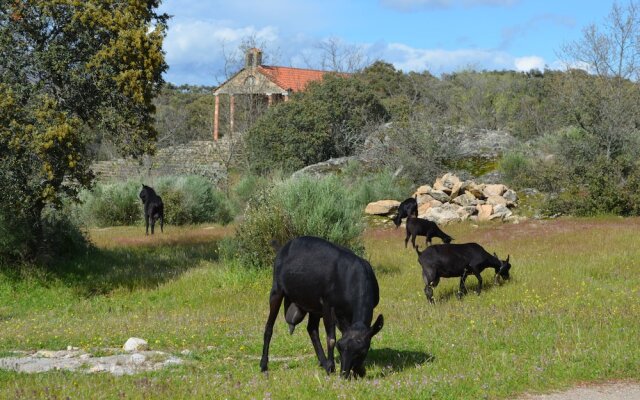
[0,218,638,399]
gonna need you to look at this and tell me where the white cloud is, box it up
[514,56,545,71]
[164,20,279,64]
[383,43,514,73]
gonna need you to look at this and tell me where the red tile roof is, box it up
[257,65,331,92]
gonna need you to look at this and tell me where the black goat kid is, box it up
[416,243,511,303]
[405,216,453,249]
[260,236,384,378]
[392,196,418,228]
[139,184,164,235]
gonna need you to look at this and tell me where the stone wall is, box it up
[91,138,238,185]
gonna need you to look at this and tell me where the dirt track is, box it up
[518,381,640,399]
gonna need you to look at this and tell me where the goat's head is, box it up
[495,253,511,280]
[139,184,149,203]
[336,314,384,379]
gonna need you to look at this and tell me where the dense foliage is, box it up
[245,74,388,173]
[220,170,411,268]
[0,0,168,260]
[71,176,233,227]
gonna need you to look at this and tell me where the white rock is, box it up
[483,184,506,197]
[486,195,508,206]
[503,189,518,204]
[130,353,146,365]
[364,200,400,215]
[427,189,450,203]
[425,203,461,224]
[123,338,149,352]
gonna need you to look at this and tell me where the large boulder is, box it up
[417,200,442,217]
[486,195,508,207]
[427,189,450,203]
[476,204,493,222]
[466,182,486,199]
[123,338,149,352]
[425,203,461,224]
[490,204,513,220]
[503,189,518,205]
[416,194,435,205]
[414,185,432,196]
[483,184,506,197]
[365,200,400,215]
[452,192,479,207]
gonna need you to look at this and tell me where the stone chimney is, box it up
[245,48,263,68]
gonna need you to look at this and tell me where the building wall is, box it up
[90,139,235,185]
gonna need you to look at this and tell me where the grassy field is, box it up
[0,218,638,399]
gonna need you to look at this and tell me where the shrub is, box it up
[221,175,365,269]
[72,176,233,227]
[1,205,89,265]
[155,176,233,225]
[499,151,533,188]
[74,181,142,227]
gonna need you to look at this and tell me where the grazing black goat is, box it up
[139,184,164,235]
[260,236,384,378]
[392,196,418,228]
[405,216,453,249]
[416,243,511,303]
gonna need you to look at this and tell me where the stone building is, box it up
[212,48,337,140]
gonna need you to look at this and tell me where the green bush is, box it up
[72,176,233,227]
[221,175,365,268]
[499,151,533,187]
[1,205,89,265]
[74,181,142,227]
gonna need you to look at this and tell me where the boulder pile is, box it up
[365,173,519,225]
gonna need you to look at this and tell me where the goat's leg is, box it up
[307,314,328,370]
[422,272,437,303]
[411,234,418,249]
[458,270,469,298]
[474,272,483,295]
[159,214,164,233]
[426,235,432,247]
[151,216,156,235]
[260,289,284,372]
[145,214,150,235]
[322,305,336,374]
[404,230,410,248]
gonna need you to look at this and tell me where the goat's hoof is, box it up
[324,361,335,374]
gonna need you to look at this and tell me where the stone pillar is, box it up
[213,94,219,141]
[284,95,289,102]
[267,94,273,107]
[229,94,235,136]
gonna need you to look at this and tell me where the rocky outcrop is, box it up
[365,172,520,224]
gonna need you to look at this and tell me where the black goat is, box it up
[416,243,511,303]
[405,216,453,249]
[260,236,384,378]
[139,184,164,235]
[392,196,418,228]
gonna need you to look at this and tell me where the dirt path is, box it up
[518,381,640,400]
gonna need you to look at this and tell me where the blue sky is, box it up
[158,0,617,86]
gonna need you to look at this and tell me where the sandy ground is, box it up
[518,381,640,400]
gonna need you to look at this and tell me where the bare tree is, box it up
[303,37,369,73]
[558,1,640,160]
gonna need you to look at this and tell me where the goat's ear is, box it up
[493,252,498,259]
[370,314,384,338]
[506,254,510,263]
